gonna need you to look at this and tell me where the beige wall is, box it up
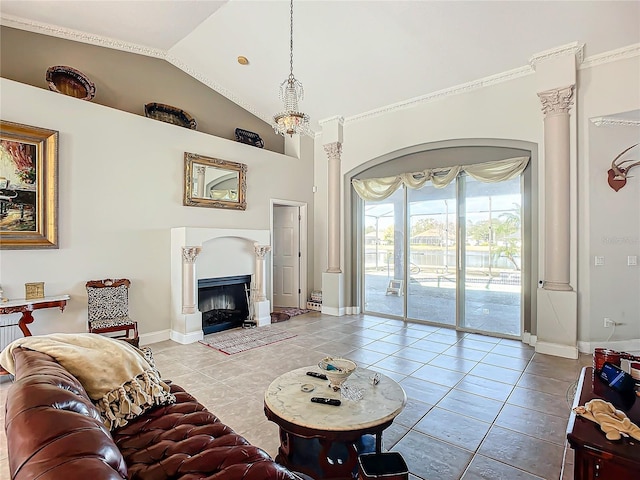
[315,73,541,301]
[319,50,640,351]
[0,26,284,154]
[0,79,314,342]
[578,56,640,351]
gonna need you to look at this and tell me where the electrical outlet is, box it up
[604,317,614,327]
[629,256,638,266]
[595,256,605,266]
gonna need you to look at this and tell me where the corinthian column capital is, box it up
[538,85,575,116]
[182,246,201,263]
[254,244,271,259]
[323,142,342,161]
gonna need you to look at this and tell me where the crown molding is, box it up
[580,43,640,70]
[318,116,345,127]
[590,117,640,127]
[5,12,635,139]
[529,41,585,69]
[345,65,533,125]
[345,42,639,127]
[1,14,167,58]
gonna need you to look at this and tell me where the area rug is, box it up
[270,311,291,323]
[200,325,297,355]
[273,307,311,317]
[270,307,312,324]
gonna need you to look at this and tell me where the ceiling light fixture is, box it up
[273,0,309,136]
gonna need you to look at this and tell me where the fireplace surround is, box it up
[170,227,271,344]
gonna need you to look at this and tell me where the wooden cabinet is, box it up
[567,367,640,479]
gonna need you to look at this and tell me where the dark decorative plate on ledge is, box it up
[46,65,96,101]
[235,128,264,148]
[144,103,197,130]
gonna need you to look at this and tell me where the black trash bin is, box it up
[357,452,409,480]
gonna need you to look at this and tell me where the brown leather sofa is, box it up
[4,347,301,480]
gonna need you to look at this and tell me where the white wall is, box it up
[0,79,314,340]
[314,73,541,308]
[316,48,640,351]
[341,74,541,176]
[578,56,640,351]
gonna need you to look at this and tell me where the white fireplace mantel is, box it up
[170,227,271,344]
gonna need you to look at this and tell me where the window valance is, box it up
[352,156,530,201]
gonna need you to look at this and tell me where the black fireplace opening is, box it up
[198,275,251,334]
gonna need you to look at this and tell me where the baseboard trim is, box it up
[321,306,346,316]
[577,338,640,354]
[535,341,579,359]
[169,329,203,345]
[139,329,170,346]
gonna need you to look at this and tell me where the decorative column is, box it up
[320,116,345,316]
[254,244,271,301]
[253,243,272,326]
[195,165,206,198]
[324,142,342,273]
[181,246,201,314]
[530,43,581,359]
[538,85,575,291]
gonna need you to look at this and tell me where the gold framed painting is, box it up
[0,120,59,249]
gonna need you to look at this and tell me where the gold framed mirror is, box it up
[183,152,247,210]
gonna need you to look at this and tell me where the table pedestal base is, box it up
[274,428,379,480]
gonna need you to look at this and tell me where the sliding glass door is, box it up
[406,182,457,326]
[363,187,405,317]
[361,172,523,338]
[460,175,522,335]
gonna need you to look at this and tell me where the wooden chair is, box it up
[86,279,138,345]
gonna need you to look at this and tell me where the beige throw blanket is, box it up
[0,333,175,430]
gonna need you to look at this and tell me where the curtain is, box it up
[352,156,529,201]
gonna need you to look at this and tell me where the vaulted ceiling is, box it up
[2,1,639,135]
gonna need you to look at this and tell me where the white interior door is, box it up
[273,205,300,307]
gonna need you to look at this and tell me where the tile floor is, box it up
[0,312,593,479]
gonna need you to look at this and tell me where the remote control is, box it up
[306,371,328,380]
[310,397,341,406]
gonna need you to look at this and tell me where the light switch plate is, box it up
[629,256,638,266]
[594,256,605,266]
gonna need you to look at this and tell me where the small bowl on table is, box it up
[318,357,357,391]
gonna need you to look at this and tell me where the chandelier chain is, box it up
[289,0,294,79]
[273,0,309,136]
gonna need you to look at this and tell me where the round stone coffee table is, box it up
[264,365,406,480]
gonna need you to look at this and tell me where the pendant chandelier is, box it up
[273,0,310,136]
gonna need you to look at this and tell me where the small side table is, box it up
[0,294,70,375]
[566,366,640,479]
[0,294,70,337]
[264,366,406,480]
